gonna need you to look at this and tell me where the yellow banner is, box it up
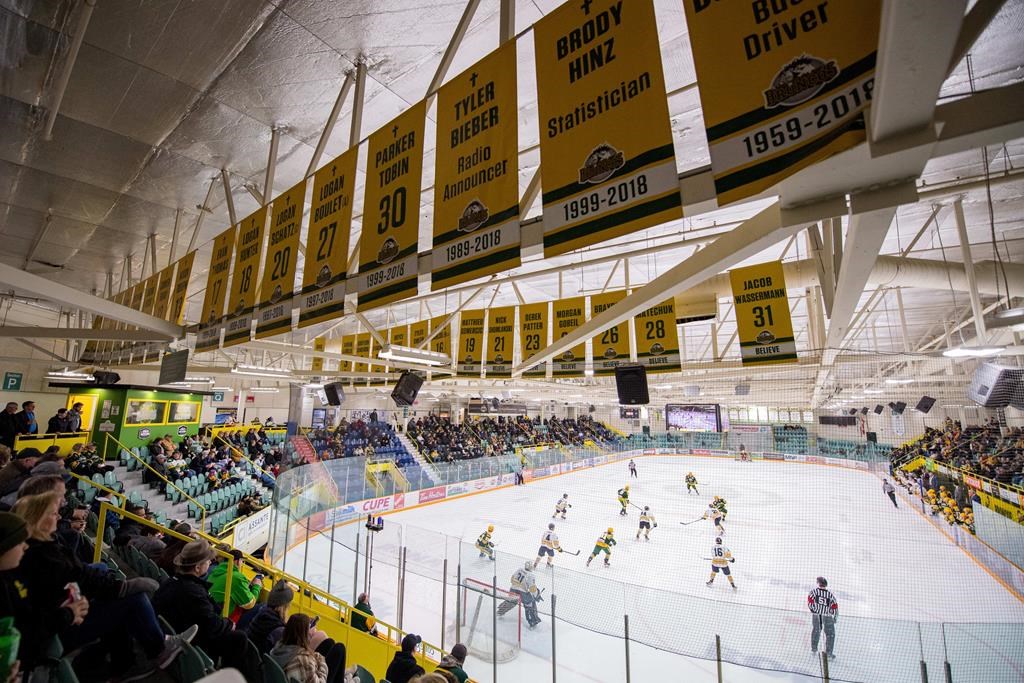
[429,315,452,360]
[410,320,429,349]
[486,306,515,377]
[141,274,160,316]
[300,147,357,327]
[223,208,266,347]
[519,302,549,378]
[534,0,681,257]
[257,180,306,339]
[356,101,426,310]
[729,261,797,365]
[340,334,355,374]
[311,336,326,373]
[354,332,371,378]
[432,41,521,289]
[634,298,680,373]
[168,251,195,325]
[590,291,630,375]
[551,296,586,376]
[197,226,236,352]
[457,310,484,376]
[153,265,175,320]
[684,0,881,205]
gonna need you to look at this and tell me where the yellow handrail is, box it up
[92,503,457,678]
[67,470,127,505]
[102,433,207,530]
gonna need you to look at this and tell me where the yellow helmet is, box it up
[624,485,630,491]
[487,524,494,532]
[607,527,614,534]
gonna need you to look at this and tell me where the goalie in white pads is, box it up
[706,537,736,589]
[533,522,563,569]
[704,503,725,535]
[552,493,571,520]
[499,561,542,628]
[636,506,657,540]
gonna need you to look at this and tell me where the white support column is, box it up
[427,0,484,96]
[221,168,238,225]
[307,72,354,178]
[149,233,158,276]
[952,198,988,343]
[349,62,367,147]
[187,177,219,254]
[169,208,182,264]
[264,127,281,201]
[499,0,515,44]
[43,0,96,140]
[895,288,911,353]
[23,210,54,269]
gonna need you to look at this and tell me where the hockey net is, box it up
[450,577,522,663]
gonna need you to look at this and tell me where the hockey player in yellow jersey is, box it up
[713,495,728,519]
[636,506,657,540]
[586,528,617,567]
[704,503,725,534]
[552,493,571,520]
[533,522,563,569]
[685,473,699,495]
[476,524,496,560]
[617,485,630,516]
[706,537,736,589]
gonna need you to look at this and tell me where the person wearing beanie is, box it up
[0,510,57,671]
[435,643,470,682]
[245,580,294,653]
[385,633,425,683]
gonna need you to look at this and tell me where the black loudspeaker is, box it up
[848,408,858,416]
[967,363,1023,408]
[893,401,907,415]
[873,404,884,415]
[867,432,878,443]
[391,371,424,407]
[588,404,596,413]
[92,370,121,384]
[916,396,936,413]
[323,382,345,406]
[734,384,750,396]
[614,365,649,405]
[860,407,869,415]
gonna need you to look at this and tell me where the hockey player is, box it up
[685,473,699,495]
[628,459,638,478]
[706,537,736,589]
[713,496,728,520]
[586,527,617,567]
[503,561,542,628]
[636,506,657,540]
[476,524,496,560]
[552,493,572,520]
[617,485,630,516]
[704,503,725,535]
[533,522,563,569]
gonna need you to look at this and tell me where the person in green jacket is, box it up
[436,642,470,682]
[208,549,263,617]
[350,592,377,635]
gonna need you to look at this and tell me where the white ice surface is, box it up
[283,455,1024,682]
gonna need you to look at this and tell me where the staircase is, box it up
[290,434,318,464]
[398,432,441,485]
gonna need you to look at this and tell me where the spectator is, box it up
[0,449,41,499]
[66,403,84,433]
[13,402,36,436]
[46,408,70,434]
[156,522,193,574]
[15,473,65,502]
[421,672,457,683]
[269,614,329,683]
[0,403,18,449]
[208,548,263,617]
[0,445,10,470]
[130,525,167,561]
[56,503,94,565]
[351,592,376,634]
[807,576,838,660]
[152,539,249,672]
[385,633,425,683]
[246,580,293,653]
[435,642,469,682]
[13,491,191,678]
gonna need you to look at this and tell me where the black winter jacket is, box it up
[17,537,124,610]
[0,569,74,669]
[384,651,425,683]
[151,573,233,651]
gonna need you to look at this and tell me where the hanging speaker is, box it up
[323,382,345,406]
[92,370,121,384]
[735,384,750,396]
[893,401,907,415]
[391,371,424,407]
[873,404,884,415]
[866,432,878,443]
[614,365,649,405]
[967,363,1023,408]
[860,407,868,415]
[848,408,858,416]
[915,396,936,413]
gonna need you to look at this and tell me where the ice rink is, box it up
[285,455,1024,682]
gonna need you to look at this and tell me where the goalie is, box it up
[499,561,542,628]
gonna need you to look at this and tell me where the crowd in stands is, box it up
[305,416,411,463]
[890,417,1024,486]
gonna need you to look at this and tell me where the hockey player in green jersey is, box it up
[476,524,496,560]
[685,473,699,495]
[586,528,617,567]
[617,485,630,516]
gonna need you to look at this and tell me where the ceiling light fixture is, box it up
[46,370,92,379]
[942,345,1006,358]
[377,344,450,367]
[864,389,885,395]
[245,387,280,394]
[885,378,915,385]
[985,306,1024,331]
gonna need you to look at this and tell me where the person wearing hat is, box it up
[0,509,57,672]
[435,643,470,682]
[384,633,425,683]
[245,580,294,653]
[157,522,193,574]
[0,448,41,498]
[152,539,250,672]
[207,548,263,618]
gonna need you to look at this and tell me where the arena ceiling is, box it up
[0,0,1023,408]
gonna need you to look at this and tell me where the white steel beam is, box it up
[221,169,238,226]
[952,198,988,343]
[349,62,367,147]
[264,127,281,201]
[43,0,96,140]
[307,72,354,178]
[427,0,483,96]
[499,0,515,44]
[0,327,172,342]
[23,210,54,269]
[0,262,183,338]
[169,208,182,264]
[186,177,218,254]
[949,0,1008,76]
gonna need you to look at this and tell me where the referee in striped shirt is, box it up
[807,576,838,659]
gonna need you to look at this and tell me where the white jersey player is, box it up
[704,503,725,534]
[552,493,572,519]
[706,537,736,589]
[636,506,657,540]
[504,561,542,627]
[533,522,562,569]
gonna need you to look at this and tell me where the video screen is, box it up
[666,404,721,432]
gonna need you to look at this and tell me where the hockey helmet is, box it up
[562,493,568,498]
[607,527,614,534]
[487,524,494,532]
[715,537,722,544]
[643,506,649,511]
[525,561,533,571]
[548,522,555,530]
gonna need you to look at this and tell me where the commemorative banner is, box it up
[141,274,160,316]
[457,310,484,376]
[299,147,357,327]
[519,301,549,378]
[311,336,326,373]
[432,41,521,289]
[353,332,371,378]
[485,306,515,377]
[389,324,408,349]
[128,283,146,362]
[534,0,681,256]
[153,265,175,321]
[168,250,195,325]
[729,261,797,365]
[683,0,881,205]
[196,226,236,353]
[551,296,586,377]
[340,335,355,374]
[410,320,429,349]
[356,101,426,310]
[429,315,452,360]
[257,180,305,339]
[590,291,630,375]
[223,208,266,348]
[634,298,681,373]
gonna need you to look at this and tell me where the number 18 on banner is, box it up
[729,261,797,366]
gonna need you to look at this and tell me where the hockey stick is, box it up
[679,517,704,525]
[561,549,581,556]
[629,501,645,511]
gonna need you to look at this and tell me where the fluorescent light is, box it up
[885,378,914,385]
[236,364,290,374]
[46,370,91,378]
[231,366,292,379]
[377,344,450,366]
[212,386,232,391]
[942,345,1005,358]
[301,383,324,389]
[864,389,885,394]
[184,376,214,383]
[246,387,279,394]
